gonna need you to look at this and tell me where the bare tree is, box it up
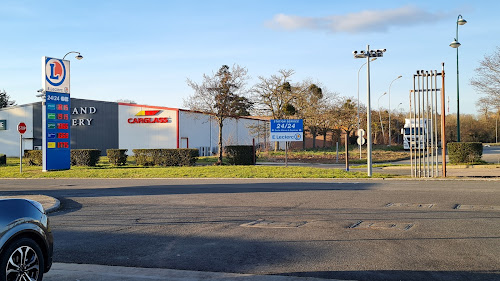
[294,82,339,149]
[294,82,322,149]
[252,69,296,119]
[185,64,252,164]
[331,97,358,137]
[252,69,297,150]
[471,47,500,112]
[116,99,137,104]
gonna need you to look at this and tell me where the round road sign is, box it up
[357,129,365,137]
[17,122,27,134]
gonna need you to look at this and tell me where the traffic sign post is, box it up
[18,122,26,173]
[18,122,27,134]
[270,119,303,167]
[357,128,366,146]
[357,129,366,158]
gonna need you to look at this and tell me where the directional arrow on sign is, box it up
[357,129,365,137]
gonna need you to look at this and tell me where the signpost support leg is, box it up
[19,135,23,173]
[345,132,349,171]
[285,142,288,168]
[336,142,339,163]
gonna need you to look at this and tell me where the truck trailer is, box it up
[401,118,431,150]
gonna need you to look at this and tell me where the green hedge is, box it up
[132,149,199,166]
[0,154,6,166]
[24,150,43,166]
[447,142,483,164]
[24,149,102,167]
[107,149,128,166]
[225,145,255,165]
[71,149,101,166]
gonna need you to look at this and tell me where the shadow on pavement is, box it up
[1,181,378,199]
[283,270,500,281]
[52,230,303,274]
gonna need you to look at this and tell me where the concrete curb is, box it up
[380,164,500,170]
[0,195,60,214]
[44,263,348,281]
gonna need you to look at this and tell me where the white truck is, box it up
[401,118,431,150]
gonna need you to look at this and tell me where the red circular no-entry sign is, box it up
[17,122,27,134]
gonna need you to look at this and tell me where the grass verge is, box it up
[258,145,409,164]
[1,158,394,179]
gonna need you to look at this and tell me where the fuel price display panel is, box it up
[45,92,71,170]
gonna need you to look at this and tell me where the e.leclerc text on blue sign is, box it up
[270,119,303,141]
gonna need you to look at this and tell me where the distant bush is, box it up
[71,149,101,166]
[225,145,255,165]
[24,150,42,166]
[448,142,483,164]
[132,149,199,166]
[178,149,199,166]
[107,149,128,166]
[0,154,6,166]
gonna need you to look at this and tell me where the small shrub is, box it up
[447,142,483,164]
[132,149,155,166]
[155,149,180,166]
[0,154,6,166]
[178,149,199,166]
[225,145,255,165]
[71,149,101,166]
[132,149,199,166]
[107,149,128,166]
[24,150,43,166]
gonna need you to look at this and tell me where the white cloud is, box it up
[266,5,449,33]
[267,14,319,30]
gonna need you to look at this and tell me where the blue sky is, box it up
[0,0,497,115]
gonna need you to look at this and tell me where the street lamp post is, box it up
[353,46,386,177]
[357,58,377,159]
[449,15,467,142]
[378,92,387,144]
[63,51,84,60]
[388,75,402,146]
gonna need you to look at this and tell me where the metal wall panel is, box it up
[118,104,178,153]
[33,102,42,148]
[0,104,35,157]
[70,99,118,155]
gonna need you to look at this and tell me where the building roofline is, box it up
[178,109,268,121]
[0,102,40,111]
[118,102,180,112]
[2,98,269,121]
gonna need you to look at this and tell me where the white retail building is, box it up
[0,98,267,157]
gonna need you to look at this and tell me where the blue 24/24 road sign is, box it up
[270,119,304,142]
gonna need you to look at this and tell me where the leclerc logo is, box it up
[45,58,66,86]
[128,110,170,124]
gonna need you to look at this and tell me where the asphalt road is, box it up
[1,178,499,281]
[483,145,500,164]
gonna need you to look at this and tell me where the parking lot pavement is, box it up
[44,263,345,281]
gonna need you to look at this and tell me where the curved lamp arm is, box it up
[63,51,83,60]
